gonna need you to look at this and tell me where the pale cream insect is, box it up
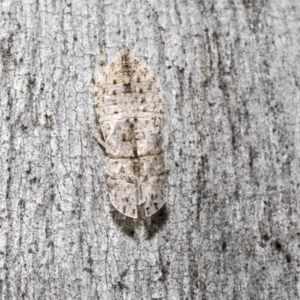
[94,47,166,218]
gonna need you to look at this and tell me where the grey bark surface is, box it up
[1,0,300,299]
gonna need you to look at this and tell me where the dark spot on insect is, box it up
[124,197,129,203]
[123,84,132,93]
[141,98,146,103]
[148,84,152,90]
[123,206,126,214]
[134,118,137,122]
[112,90,116,95]
[154,203,158,209]
[113,80,117,84]
[139,88,143,93]
[114,111,118,114]
[146,207,150,212]
[132,209,135,215]
[137,77,140,83]
[286,254,291,263]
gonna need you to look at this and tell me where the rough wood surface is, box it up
[0,0,299,299]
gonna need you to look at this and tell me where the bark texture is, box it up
[1,0,300,299]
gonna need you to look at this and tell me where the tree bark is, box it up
[1,0,299,299]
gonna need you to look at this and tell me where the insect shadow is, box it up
[110,204,168,240]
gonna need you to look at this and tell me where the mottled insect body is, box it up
[94,47,166,218]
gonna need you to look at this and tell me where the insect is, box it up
[94,46,166,218]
